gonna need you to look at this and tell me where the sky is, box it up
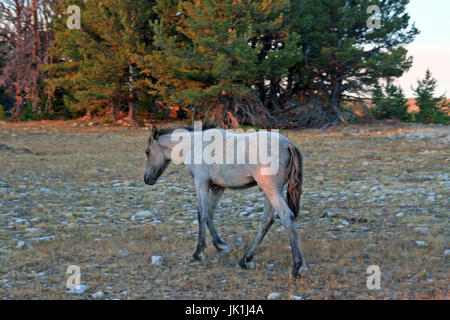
[396,0,450,97]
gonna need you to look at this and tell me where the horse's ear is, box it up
[152,125,159,140]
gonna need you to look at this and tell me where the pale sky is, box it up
[396,0,450,97]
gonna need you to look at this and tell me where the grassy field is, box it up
[0,120,448,300]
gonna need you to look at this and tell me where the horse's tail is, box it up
[286,145,303,219]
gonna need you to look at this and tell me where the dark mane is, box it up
[157,123,217,137]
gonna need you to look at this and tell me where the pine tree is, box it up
[287,0,418,125]
[149,0,302,127]
[45,0,155,121]
[371,82,410,121]
[413,70,449,124]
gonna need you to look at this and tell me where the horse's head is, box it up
[144,125,170,185]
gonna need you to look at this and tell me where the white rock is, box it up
[16,241,25,249]
[92,291,104,298]
[67,285,89,294]
[414,227,429,234]
[248,212,263,219]
[290,295,303,300]
[151,256,163,265]
[444,249,450,257]
[396,212,403,217]
[416,241,428,247]
[342,220,350,226]
[135,211,152,218]
[130,215,136,222]
[267,292,280,300]
[15,218,29,225]
[266,264,275,270]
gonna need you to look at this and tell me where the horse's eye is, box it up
[145,150,150,156]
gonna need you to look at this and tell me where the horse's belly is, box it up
[210,165,257,189]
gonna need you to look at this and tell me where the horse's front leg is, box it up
[206,186,229,252]
[192,179,210,261]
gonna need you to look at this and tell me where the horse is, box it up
[144,123,306,278]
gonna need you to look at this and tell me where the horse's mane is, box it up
[157,123,217,137]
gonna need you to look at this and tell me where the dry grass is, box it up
[0,120,448,300]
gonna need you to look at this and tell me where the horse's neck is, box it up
[158,132,193,162]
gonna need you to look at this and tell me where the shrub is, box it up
[0,104,7,120]
[371,83,411,121]
[413,70,449,124]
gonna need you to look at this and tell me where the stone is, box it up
[16,241,25,249]
[67,285,89,294]
[92,291,105,299]
[414,227,429,234]
[135,211,152,218]
[416,241,428,248]
[267,292,280,300]
[151,256,163,265]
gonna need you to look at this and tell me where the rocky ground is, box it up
[0,120,448,299]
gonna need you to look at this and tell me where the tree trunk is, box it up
[128,64,136,122]
[31,0,41,113]
[109,104,117,122]
[128,99,136,122]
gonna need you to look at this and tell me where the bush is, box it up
[19,103,38,121]
[371,83,411,121]
[0,104,7,120]
[413,70,449,124]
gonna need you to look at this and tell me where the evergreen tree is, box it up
[371,82,410,121]
[413,70,449,124]
[287,0,418,125]
[149,0,302,127]
[45,0,155,121]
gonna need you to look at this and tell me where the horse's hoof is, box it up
[292,262,307,279]
[239,258,248,270]
[214,242,230,254]
[192,251,205,261]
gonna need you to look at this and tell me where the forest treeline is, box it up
[0,0,447,127]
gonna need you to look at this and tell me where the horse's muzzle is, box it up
[144,174,156,185]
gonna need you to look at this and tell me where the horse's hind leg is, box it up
[269,192,304,278]
[257,178,304,278]
[239,196,274,269]
[207,187,229,252]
